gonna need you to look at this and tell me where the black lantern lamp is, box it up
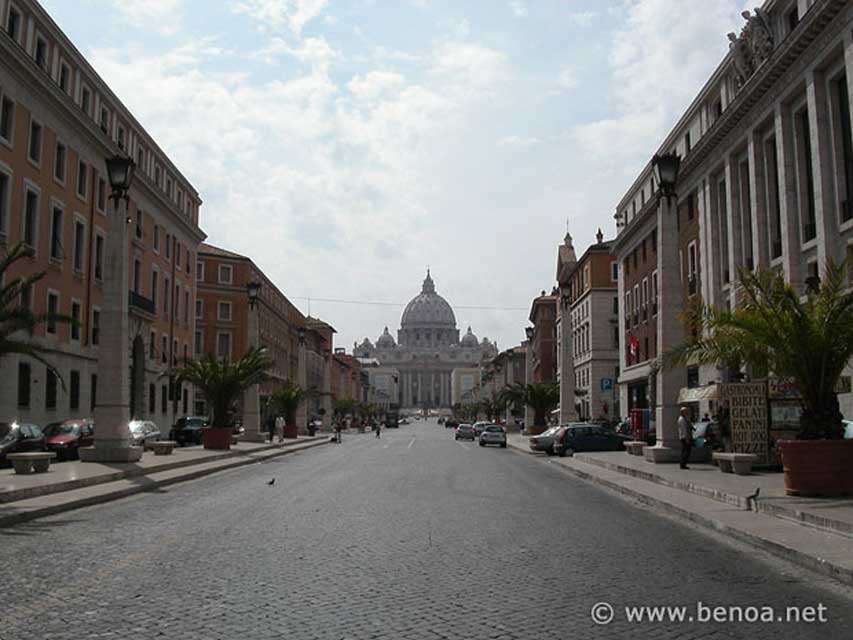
[297,326,306,345]
[525,326,534,341]
[652,152,680,202]
[246,281,261,309]
[560,293,571,308]
[105,154,135,204]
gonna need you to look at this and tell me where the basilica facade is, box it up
[354,271,497,410]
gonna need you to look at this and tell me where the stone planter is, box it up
[779,439,853,497]
[202,427,232,450]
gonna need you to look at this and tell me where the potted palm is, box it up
[502,382,559,435]
[270,380,305,439]
[174,347,272,450]
[666,262,853,496]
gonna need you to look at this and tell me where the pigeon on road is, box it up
[267,478,276,486]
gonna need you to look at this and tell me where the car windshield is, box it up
[129,422,147,433]
[0,423,15,443]
[44,423,81,436]
[485,426,503,433]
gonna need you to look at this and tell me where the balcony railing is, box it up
[129,291,156,315]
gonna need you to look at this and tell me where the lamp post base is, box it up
[79,445,143,463]
[241,431,268,443]
[642,443,681,463]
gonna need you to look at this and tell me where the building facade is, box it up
[355,270,497,410]
[528,291,557,384]
[0,0,204,427]
[613,0,853,459]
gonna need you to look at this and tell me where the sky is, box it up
[43,0,750,353]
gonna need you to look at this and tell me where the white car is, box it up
[479,425,507,448]
[128,420,161,448]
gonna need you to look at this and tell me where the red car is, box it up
[44,419,95,460]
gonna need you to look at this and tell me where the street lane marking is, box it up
[408,437,416,449]
[457,441,469,450]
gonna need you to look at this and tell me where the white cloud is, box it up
[110,0,183,35]
[497,135,540,148]
[556,67,578,91]
[509,0,528,18]
[230,0,329,35]
[568,11,597,27]
[430,41,508,92]
[347,71,406,101]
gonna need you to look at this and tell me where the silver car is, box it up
[479,425,507,448]
[528,425,563,454]
[128,420,161,448]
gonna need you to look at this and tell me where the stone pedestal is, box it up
[83,196,143,464]
[242,303,264,441]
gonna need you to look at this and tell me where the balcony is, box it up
[129,291,156,316]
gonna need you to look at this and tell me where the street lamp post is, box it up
[80,155,142,463]
[242,281,266,441]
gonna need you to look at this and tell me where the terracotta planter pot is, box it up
[779,439,853,497]
[282,424,298,439]
[202,427,232,450]
[527,425,547,436]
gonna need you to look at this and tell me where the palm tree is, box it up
[666,262,853,440]
[503,382,560,428]
[270,380,306,427]
[1,242,73,383]
[174,346,272,428]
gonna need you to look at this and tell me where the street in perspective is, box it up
[3,1,853,639]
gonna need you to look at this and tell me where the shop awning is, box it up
[676,384,718,404]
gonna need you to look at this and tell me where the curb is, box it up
[507,441,853,588]
[0,439,329,528]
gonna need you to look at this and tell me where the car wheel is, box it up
[479,441,485,447]
[500,443,507,448]
[545,446,554,456]
[559,447,574,458]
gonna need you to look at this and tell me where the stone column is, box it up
[81,195,142,462]
[559,296,578,424]
[774,102,805,288]
[724,155,743,307]
[241,302,265,441]
[296,340,307,434]
[806,70,840,266]
[645,194,685,463]
[747,129,770,270]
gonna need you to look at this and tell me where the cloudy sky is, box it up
[45,0,749,352]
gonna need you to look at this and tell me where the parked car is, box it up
[129,420,161,447]
[0,422,47,465]
[445,419,458,429]
[528,425,563,454]
[553,424,632,457]
[170,416,209,446]
[454,424,476,441]
[479,425,507,448]
[472,422,489,437]
[44,419,95,460]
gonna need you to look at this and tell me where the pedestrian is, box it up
[375,422,381,439]
[335,422,342,444]
[677,406,694,470]
[266,415,276,443]
[703,412,710,421]
[275,415,285,444]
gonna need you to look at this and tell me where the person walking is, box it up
[375,422,381,439]
[266,415,276,443]
[275,415,285,444]
[334,422,343,444]
[677,406,694,470]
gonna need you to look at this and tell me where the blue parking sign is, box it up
[600,378,613,391]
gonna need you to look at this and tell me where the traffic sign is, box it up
[600,378,614,391]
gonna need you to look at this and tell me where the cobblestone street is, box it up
[4,420,853,640]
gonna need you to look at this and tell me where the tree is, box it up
[503,382,560,427]
[174,347,272,428]
[665,262,853,440]
[270,380,306,426]
[333,398,357,422]
[1,242,73,383]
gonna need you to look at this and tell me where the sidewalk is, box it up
[0,436,329,528]
[507,433,853,587]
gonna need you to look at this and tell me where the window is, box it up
[165,233,171,259]
[23,189,39,249]
[47,292,59,334]
[151,271,159,311]
[0,172,9,236]
[150,331,156,360]
[94,234,104,280]
[71,301,81,341]
[59,63,70,93]
[161,384,168,413]
[28,120,42,164]
[0,95,14,142]
[154,166,161,187]
[54,142,67,182]
[197,261,204,281]
[218,264,233,284]
[163,276,170,316]
[176,242,182,270]
[687,192,695,220]
[133,259,141,294]
[6,6,21,41]
[611,262,618,281]
[182,387,188,414]
[97,178,106,211]
[137,146,145,171]
[196,299,203,320]
[135,207,143,239]
[45,368,57,409]
[174,283,180,320]
[184,289,189,324]
[161,335,168,364]
[173,338,179,365]
[195,330,203,355]
[70,218,84,272]
[69,370,80,410]
[217,332,232,359]
[117,126,125,150]
[186,250,191,274]
[153,225,160,252]
[49,206,63,261]
[17,362,31,408]
[91,309,100,345]
[34,36,48,70]
[149,383,156,414]
[652,270,659,316]
[218,301,232,321]
[641,278,649,321]
[81,86,91,116]
[91,374,98,410]
[20,281,32,310]
[795,107,816,242]
[685,130,691,154]
[183,343,188,364]
[77,160,88,199]
[100,107,109,133]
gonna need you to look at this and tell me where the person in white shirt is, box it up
[275,415,285,444]
[677,406,694,470]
